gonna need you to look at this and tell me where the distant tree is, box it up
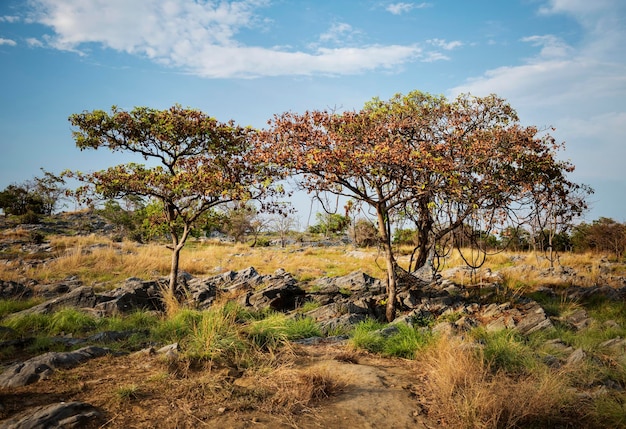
[261,91,589,321]
[351,218,379,247]
[308,212,350,236]
[30,169,67,215]
[269,213,298,247]
[66,105,283,296]
[572,217,626,260]
[0,184,45,222]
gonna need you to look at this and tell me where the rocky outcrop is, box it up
[0,346,110,387]
[0,401,101,429]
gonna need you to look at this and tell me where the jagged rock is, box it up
[0,401,101,429]
[13,286,99,316]
[0,280,32,299]
[312,271,385,296]
[566,348,586,366]
[514,302,553,335]
[245,269,305,311]
[94,279,163,315]
[0,346,110,387]
[561,308,592,331]
[317,313,367,334]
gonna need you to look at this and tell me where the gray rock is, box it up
[12,286,99,316]
[0,401,100,429]
[562,308,592,331]
[0,280,32,299]
[94,280,163,315]
[565,348,586,366]
[0,346,110,387]
[246,270,305,311]
[514,302,553,335]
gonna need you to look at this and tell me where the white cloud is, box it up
[449,0,626,184]
[427,38,463,50]
[318,22,360,45]
[0,38,17,46]
[0,16,20,23]
[25,0,422,78]
[26,37,43,47]
[386,2,431,15]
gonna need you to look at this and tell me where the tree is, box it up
[572,217,626,260]
[0,184,45,222]
[351,218,379,247]
[269,213,298,247]
[308,212,350,236]
[260,91,588,321]
[66,105,283,296]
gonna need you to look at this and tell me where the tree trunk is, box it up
[376,206,397,322]
[169,246,181,296]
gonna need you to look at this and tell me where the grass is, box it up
[417,336,578,429]
[349,318,433,358]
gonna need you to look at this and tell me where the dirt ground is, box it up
[0,342,438,429]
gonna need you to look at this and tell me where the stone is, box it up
[13,286,99,316]
[562,308,592,331]
[514,302,553,335]
[0,346,110,387]
[565,348,586,366]
[0,401,100,429]
[94,280,163,315]
[0,280,32,299]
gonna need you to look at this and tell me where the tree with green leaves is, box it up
[260,91,588,321]
[66,105,284,296]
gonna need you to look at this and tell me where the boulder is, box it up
[0,401,101,429]
[13,286,99,316]
[94,279,163,315]
[514,302,553,335]
[0,346,110,388]
[246,269,305,311]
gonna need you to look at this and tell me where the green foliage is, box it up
[309,212,350,236]
[393,228,417,245]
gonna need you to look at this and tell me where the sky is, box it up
[0,0,625,226]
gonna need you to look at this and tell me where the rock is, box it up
[561,308,592,331]
[0,346,110,387]
[246,270,305,311]
[0,401,100,429]
[565,348,586,366]
[514,302,553,335]
[13,286,99,316]
[0,280,32,299]
[313,271,385,296]
[94,279,163,315]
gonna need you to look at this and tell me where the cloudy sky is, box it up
[1,0,624,224]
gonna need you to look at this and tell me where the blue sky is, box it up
[1,0,625,225]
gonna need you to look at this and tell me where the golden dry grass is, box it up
[417,337,576,429]
[1,235,389,287]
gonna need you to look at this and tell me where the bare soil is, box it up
[0,342,437,429]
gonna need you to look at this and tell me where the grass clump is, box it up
[418,336,577,428]
[0,298,43,318]
[349,319,433,358]
[471,328,540,375]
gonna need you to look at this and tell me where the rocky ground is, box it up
[1,214,625,428]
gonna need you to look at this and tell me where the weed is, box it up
[114,384,140,402]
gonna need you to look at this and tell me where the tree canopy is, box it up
[67,105,284,295]
[259,91,589,321]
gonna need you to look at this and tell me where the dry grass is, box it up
[417,337,577,429]
[1,235,388,287]
[256,364,347,413]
